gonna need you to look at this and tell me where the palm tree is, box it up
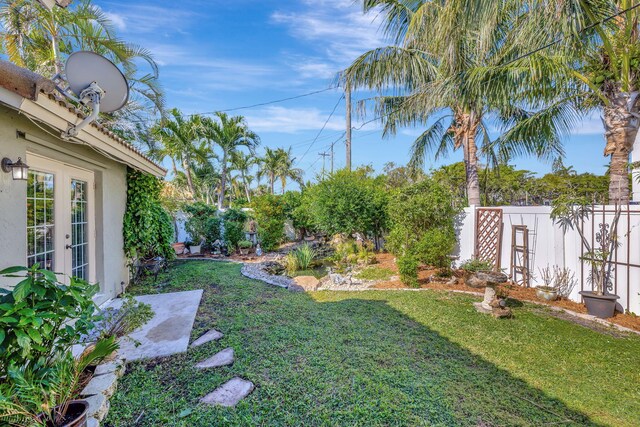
[258,147,303,194]
[153,109,209,197]
[200,113,259,209]
[343,0,565,206]
[230,150,257,203]
[275,147,303,194]
[258,147,281,194]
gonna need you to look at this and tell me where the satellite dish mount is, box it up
[54,51,129,140]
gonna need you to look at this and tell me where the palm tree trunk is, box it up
[183,158,196,197]
[603,92,638,204]
[281,177,286,195]
[270,174,275,194]
[455,112,481,206]
[242,174,251,203]
[218,154,228,209]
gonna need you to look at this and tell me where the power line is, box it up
[296,94,345,165]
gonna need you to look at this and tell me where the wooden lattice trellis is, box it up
[474,208,503,270]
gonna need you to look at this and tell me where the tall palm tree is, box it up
[153,109,209,197]
[200,113,259,209]
[343,0,565,206]
[230,150,257,202]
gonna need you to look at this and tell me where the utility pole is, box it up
[330,140,334,174]
[319,151,330,178]
[345,85,352,171]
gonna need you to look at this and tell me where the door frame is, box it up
[26,154,96,283]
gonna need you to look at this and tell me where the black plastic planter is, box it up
[579,291,619,319]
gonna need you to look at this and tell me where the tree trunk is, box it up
[242,174,251,203]
[270,175,275,194]
[452,111,481,206]
[281,177,286,195]
[603,92,639,204]
[218,154,228,209]
[183,158,196,197]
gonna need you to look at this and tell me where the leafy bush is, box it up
[397,256,419,288]
[283,191,316,237]
[306,168,388,238]
[251,194,286,251]
[459,259,493,273]
[0,265,100,375]
[414,228,456,270]
[238,240,253,249]
[123,169,174,261]
[184,202,219,245]
[331,240,376,270]
[283,253,299,275]
[223,208,248,251]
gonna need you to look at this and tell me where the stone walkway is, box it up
[191,328,255,407]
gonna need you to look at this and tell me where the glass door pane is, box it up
[70,179,88,280]
[26,171,55,270]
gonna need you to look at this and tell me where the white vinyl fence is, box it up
[456,205,640,315]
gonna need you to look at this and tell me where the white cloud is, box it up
[245,106,345,133]
[104,11,126,31]
[100,3,194,35]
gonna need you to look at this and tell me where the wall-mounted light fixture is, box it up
[1,157,29,181]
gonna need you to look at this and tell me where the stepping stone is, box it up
[80,372,118,398]
[200,377,254,407]
[191,329,223,348]
[196,348,234,369]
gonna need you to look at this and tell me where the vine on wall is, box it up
[123,168,174,261]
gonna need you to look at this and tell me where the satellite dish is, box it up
[55,51,129,139]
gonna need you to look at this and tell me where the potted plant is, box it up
[171,242,186,255]
[238,240,253,255]
[551,198,621,318]
[0,337,118,427]
[536,266,559,301]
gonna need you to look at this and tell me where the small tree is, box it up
[222,208,248,251]
[306,168,388,239]
[251,194,286,251]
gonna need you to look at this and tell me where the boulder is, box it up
[292,276,320,292]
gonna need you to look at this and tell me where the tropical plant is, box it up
[153,109,211,197]
[183,202,218,245]
[222,208,248,251]
[258,147,303,194]
[0,336,118,427]
[0,265,100,375]
[200,113,259,209]
[99,294,154,343]
[343,1,565,206]
[230,150,258,203]
[293,244,317,271]
[238,240,253,249]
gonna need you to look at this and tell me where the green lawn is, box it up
[105,261,640,427]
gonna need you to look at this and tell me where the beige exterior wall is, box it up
[0,104,128,305]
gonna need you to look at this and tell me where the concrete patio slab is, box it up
[196,348,234,369]
[106,290,203,361]
[201,377,254,407]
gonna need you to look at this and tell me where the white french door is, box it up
[26,155,95,283]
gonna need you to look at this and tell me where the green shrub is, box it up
[397,256,419,288]
[223,208,248,251]
[123,169,174,261]
[306,168,388,238]
[238,240,253,249]
[283,191,316,237]
[459,258,493,272]
[184,202,219,244]
[0,265,100,375]
[294,244,317,270]
[251,194,286,251]
[387,178,460,268]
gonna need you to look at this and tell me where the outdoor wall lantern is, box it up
[1,157,29,181]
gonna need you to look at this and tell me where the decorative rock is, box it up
[85,393,110,421]
[200,377,254,407]
[196,348,234,369]
[94,359,125,378]
[191,329,224,348]
[475,270,508,284]
[291,276,320,292]
[80,372,118,399]
[87,417,100,427]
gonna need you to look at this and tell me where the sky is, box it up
[96,0,610,191]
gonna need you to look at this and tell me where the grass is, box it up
[105,261,640,427]
[355,265,395,281]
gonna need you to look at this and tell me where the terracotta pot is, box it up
[38,400,88,427]
[239,248,249,255]
[171,243,186,255]
[579,291,619,319]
